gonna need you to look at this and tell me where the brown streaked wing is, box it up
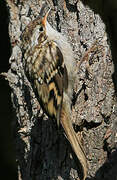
[33,41,68,126]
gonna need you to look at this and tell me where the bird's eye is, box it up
[39,26,43,32]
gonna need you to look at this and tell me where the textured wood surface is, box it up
[4,0,117,179]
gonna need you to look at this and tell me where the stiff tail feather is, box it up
[60,104,88,180]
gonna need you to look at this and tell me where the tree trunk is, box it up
[4,0,117,179]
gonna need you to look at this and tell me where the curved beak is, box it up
[42,8,51,27]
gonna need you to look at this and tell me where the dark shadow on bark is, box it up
[78,1,117,180]
[86,149,117,180]
[15,111,86,180]
[64,0,77,12]
[0,1,17,180]
[29,116,84,180]
[81,0,117,95]
[15,122,30,179]
[4,0,117,179]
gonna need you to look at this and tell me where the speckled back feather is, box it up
[22,17,68,126]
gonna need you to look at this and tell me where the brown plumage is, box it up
[22,10,88,180]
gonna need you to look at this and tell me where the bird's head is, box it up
[22,9,51,48]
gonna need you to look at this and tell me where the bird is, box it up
[22,9,88,180]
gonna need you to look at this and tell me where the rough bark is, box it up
[4,0,117,179]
